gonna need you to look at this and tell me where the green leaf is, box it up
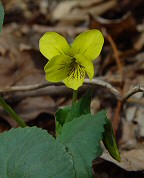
[102,117,121,162]
[65,89,92,123]
[0,127,75,178]
[57,111,107,178]
[0,3,4,32]
[39,32,70,60]
[56,105,71,135]
[56,90,92,134]
[71,30,104,60]
[56,106,71,126]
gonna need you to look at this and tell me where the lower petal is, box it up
[74,53,94,80]
[44,55,72,82]
[63,65,85,90]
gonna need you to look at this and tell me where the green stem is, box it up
[72,89,78,105]
[0,96,27,128]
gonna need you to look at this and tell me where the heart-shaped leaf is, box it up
[0,127,75,178]
[58,111,108,178]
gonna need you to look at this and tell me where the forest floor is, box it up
[0,0,144,177]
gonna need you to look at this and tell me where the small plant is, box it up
[0,3,120,178]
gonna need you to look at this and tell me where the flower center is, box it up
[68,59,85,79]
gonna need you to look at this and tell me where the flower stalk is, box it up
[72,89,78,105]
[0,97,27,128]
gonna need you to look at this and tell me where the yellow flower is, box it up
[39,30,104,90]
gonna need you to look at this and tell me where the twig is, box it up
[106,34,123,76]
[121,86,144,102]
[106,32,124,132]
[0,82,63,93]
[106,33,124,132]
[84,78,120,100]
[0,78,143,103]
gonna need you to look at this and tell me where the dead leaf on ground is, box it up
[0,96,56,127]
[52,0,116,26]
[101,146,144,171]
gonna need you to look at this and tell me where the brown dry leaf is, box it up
[117,0,144,22]
[14,96,56,121]
[0,50,46,88]
[0,23,56,129]
[91,97,100,115]
[0,96,56,127]
[2,0,27,12]
[101,146,144,171]
[0,24,47,89]
[0,24,21,56]
[78,0,103,8]
[134,32,144,51]
[0,116,11,132]
[120,118,137,149]
[33,24,88,40]
[133,108,144,139]
[52,0,116,25]
[2,0,49,24]
[52,0,79,20]
[90,12,136,43]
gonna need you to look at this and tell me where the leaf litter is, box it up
[0,0,144,177]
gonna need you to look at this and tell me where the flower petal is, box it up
[63,64,85,90]
[44,55,72,82]
[74,53,94,80]
[71,30,104,60]
[39,32,70,60]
